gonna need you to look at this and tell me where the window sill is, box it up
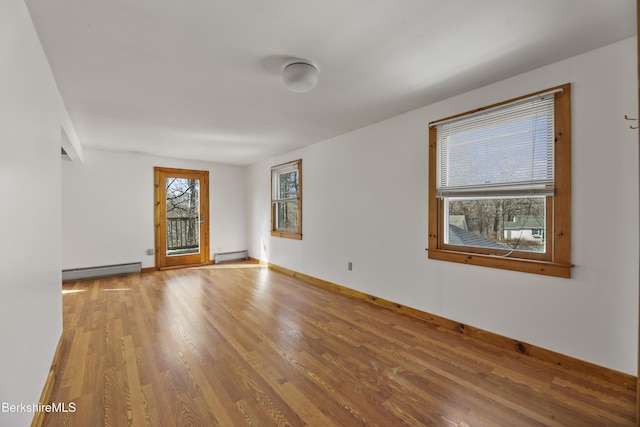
[427,248,572,278]
[271,231,302,240]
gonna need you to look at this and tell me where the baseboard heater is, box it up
[62,262,142,282]
[214,250,249,264]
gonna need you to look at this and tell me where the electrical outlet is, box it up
[348,261,353,271]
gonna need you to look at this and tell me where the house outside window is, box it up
[428,84,571,277]
[271,159,302,239]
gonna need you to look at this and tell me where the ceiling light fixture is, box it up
[282,60,319,93]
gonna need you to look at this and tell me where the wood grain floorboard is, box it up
[42,264,635,426]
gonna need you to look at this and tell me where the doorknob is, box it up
[200,213,205,224]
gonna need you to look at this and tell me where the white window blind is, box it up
[435,92,557,198]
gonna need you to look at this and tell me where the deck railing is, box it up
[167,217,199,251]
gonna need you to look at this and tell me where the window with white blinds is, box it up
[435,91,559,198]
[427,83,572,278]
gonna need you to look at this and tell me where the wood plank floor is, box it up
[43,264,635,426]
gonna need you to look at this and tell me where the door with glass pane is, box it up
[154,167,209,268]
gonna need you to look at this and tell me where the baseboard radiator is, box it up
[214,250,249,264]
[62,262,142,282]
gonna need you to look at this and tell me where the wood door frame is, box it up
[637,2,639,424]
[154,167,210,269]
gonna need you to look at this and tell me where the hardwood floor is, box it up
[43,264,635,426]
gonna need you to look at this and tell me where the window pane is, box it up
[276,201,298,230]
[446,197,545,253]
[278,170,298,199]
[165,177,200,256]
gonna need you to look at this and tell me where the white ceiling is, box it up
[26,0,636,165]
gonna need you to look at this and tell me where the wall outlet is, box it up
[348,261,353,271]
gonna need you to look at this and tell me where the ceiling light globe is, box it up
[282,62,319,93]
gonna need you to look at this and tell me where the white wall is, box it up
[61,149,247,269]
[0,1,73,425]
[247,37,639,375]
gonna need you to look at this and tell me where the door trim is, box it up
[154,167,210,269]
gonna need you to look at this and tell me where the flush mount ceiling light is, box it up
[282,60,319,93]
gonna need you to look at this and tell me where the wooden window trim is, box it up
[428,84,572,278]
[271,159,302,240]
[270,230,303,240]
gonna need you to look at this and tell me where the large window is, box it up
[428,84,571,277]
[271,159,302,239]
